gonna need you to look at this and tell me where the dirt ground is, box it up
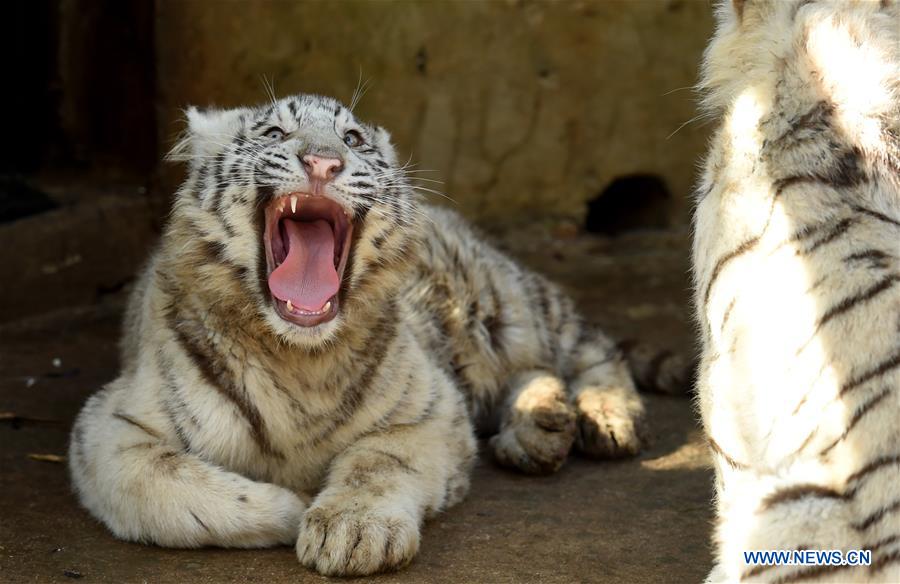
[0,227,713,584]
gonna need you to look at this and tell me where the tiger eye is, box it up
[264,127,285,141]
[343,130,363,148]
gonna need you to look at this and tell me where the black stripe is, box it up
[819,385,893,456]
[839,349,900,397]
[250,118,270,132]
[371,229,391,250]
[871,550,900,574]
[720,298,736,332]
[219,216,237,239]
[694,183,713,202]
[708,436,749,470]
[169,314,283,460]
[853,205,900,228]
[845,249,892,268]
[190,510,211,533]
[771,148,866,198]
[770,563,853,584]
[846,454,900,485]
[213,152,226,189]
[742,544,815,580]
[117,441,156,453]
[483,280,505,353]
[358,448,419,474]
[869,533,900,554]
[805,274,829,294]
[788,219,831,243]
[112,412,163,440]
[255,186,273,304]
[790,426,818,458]
[853,499,900,531]
[308,308,398,445]
[158,361,193,451]
[803,217,856,253]
[704,236,761,304]
[773,175,813,197]
[195,237,248,283]
[269,377,309,416]
[759,484,846,512]
[816,274,899,329]
[829,148,867,187]
[780,101,832,142]
[198,237,229,264]
[260,159,292,173]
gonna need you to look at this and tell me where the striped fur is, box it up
[68,94,678,575]
[694,1,900,582]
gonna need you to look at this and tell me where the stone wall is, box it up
[156,0,714,227]
[0,1,715,324]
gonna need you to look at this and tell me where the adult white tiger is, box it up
[68,93,687,575]
[694,0,900,581]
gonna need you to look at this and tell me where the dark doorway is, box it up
[585,174,672,236]
[2,0,157,178]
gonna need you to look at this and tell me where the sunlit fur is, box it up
[68,94,686,575]
[694,1,900,581]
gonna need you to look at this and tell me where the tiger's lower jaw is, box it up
[272,294,341,327]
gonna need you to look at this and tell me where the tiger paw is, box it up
[574,387,645,459]
[296,503,420,576]
[490,372,576,474]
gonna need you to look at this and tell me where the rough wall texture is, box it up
[155,0,713,227]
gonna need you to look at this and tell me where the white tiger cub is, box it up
[69,93,686,575]
[694,0,900,581]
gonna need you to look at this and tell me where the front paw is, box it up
[574,388,645,459]
[296,504,420,576]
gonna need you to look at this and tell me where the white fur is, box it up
[69,94,659,575]
[694,1,900,581]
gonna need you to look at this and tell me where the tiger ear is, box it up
[372,125,399,168]
[711,0,749,34]
[167,106,247,163]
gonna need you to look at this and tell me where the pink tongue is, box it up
[268,219,339,312]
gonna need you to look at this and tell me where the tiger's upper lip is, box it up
[262,193,354,327]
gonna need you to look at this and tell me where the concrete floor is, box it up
[0,228,713,583]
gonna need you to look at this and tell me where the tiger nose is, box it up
[301,154,344,182]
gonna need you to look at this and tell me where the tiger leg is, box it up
[708,465,900,583]
[568,328,647,458]
[296,377,476,576]
[69,380,306,548]
[489,370,577,474]
[618,340,693,395]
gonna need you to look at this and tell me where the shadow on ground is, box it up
[0,227,712,584]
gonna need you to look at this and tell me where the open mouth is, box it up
[263,193,353,327]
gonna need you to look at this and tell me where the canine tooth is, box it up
[322,301,332,312]
[290,195,298,213]
[286,299,294,311]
